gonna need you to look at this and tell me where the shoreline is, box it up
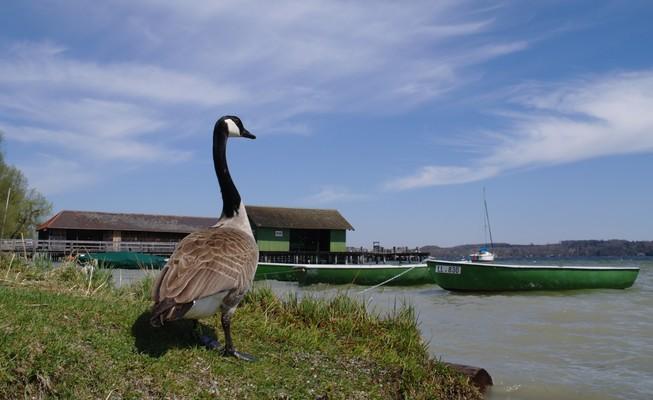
[0,258,483,399]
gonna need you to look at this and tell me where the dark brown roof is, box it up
[37,210,217,233]
[246,206,353,230]
[37,206,354,233]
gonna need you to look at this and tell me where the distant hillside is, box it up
[421,240,653,259]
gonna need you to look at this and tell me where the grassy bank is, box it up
[0,256,481,399]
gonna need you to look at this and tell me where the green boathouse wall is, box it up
[330,230,346,252]
[255,228,290,252]
[255,228,347,253]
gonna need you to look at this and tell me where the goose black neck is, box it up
[213,129,241,218]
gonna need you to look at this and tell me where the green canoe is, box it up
[78,252,168,269]
[254,263,301,281]
[427,259,640,291]
[296,263,431,286]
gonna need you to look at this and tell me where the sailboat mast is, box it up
[483,187,494,251]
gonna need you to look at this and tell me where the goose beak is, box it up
[241,129,256,139]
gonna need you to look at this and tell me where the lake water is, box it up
[113,257,653,399]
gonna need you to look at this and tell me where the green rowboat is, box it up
[254,263,301,281]
[296,264,430,286]
[78,252,168,269]
[427,259,640,291]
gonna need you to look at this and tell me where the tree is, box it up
[0,134,52,238]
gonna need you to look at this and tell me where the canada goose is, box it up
[150,115,258,361]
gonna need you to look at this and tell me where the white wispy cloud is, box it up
[84,0,525,117]
[3,124,190,162]
[18,155,95,196]
[388,166,500,190]
[0,1,529,195]
[0,2,527,136]
[0,43,196,173]
[386,70,653,190]
[0,89,190,163]
[302,186,369,205]
[0,45,243,106]
[0,95,163,139]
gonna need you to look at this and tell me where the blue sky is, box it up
[1,1,652,247]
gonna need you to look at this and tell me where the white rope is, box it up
[357,265,418,294]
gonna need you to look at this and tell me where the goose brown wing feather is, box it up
[154,227,258,304]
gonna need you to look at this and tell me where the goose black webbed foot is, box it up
[198,335,221,350]
[221,347,257,362]
[192,320,221,350]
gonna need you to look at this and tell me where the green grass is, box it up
[0,256,481,399]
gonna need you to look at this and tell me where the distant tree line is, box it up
[0,134,51,238]
[422,240,653,259]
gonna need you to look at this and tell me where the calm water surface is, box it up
[114,257,653,399]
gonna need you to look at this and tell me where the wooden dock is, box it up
[0,239,177,256]
[1,239,429,264]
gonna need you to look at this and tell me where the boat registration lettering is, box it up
[435,265,461,274]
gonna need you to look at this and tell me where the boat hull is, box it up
[78,252,167,269]
[469,253,495,262]
[254,263,300,281]
[427,259,639,291]
[297,264,431,286]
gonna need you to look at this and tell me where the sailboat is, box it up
[469,188,496,262]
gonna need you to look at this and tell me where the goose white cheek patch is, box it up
[225,119,241,137]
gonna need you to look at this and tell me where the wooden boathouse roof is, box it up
[37,211,216,233]
[37,207,354,233]
[246,206,353,230]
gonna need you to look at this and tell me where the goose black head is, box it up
[215,115,256,139]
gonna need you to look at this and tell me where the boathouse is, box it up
[36,206,354,256]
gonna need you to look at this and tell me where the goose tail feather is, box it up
[150,298,193,327]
